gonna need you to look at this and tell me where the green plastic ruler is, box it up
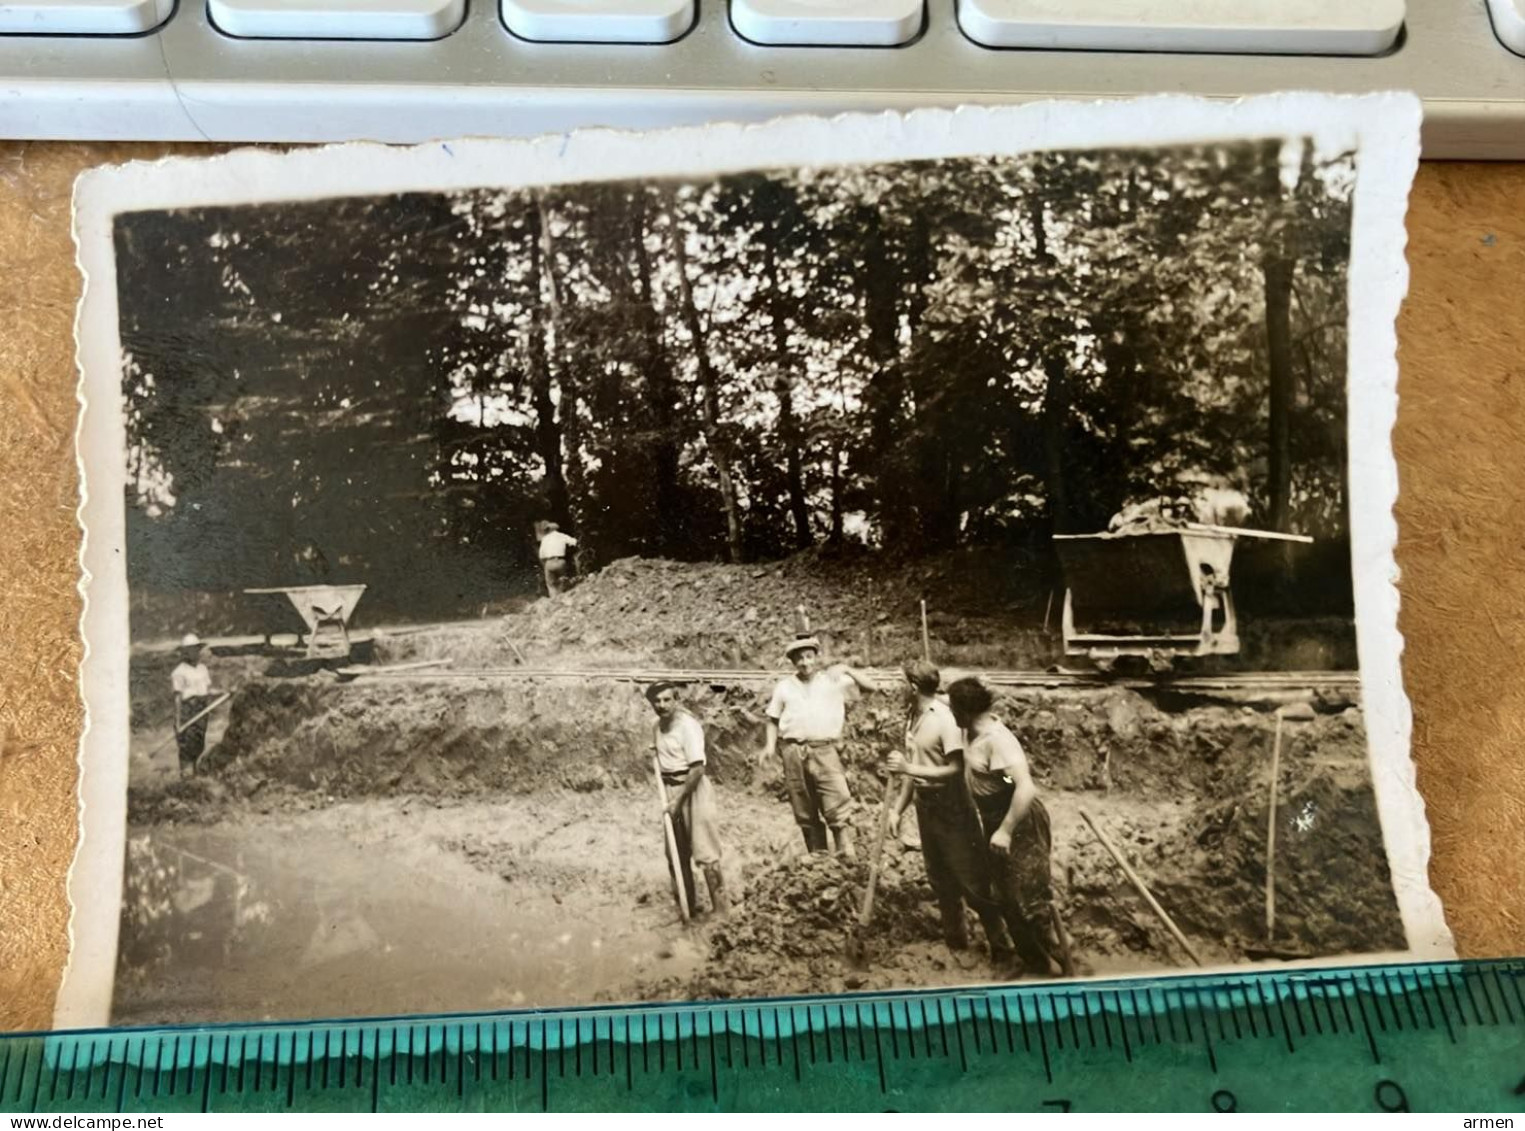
[2,961,1521,1113]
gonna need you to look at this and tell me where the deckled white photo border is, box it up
[60,93,1450,1030]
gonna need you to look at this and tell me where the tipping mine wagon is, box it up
[242,583,368,658]
[1052,524,1313,663]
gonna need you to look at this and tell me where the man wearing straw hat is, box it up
[759,635,879,859]
[170,633,219,778]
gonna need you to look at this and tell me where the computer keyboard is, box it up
[0,0,1520,157]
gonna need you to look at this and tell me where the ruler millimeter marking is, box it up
[3,961,1522,1112]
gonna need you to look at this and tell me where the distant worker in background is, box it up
[759,635,880,859]
[171,633,218,778]
[946,675,1073,979]
[537,521,579,596]
[886,660,1017,969]
[646,682,728,917]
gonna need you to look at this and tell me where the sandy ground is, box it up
[115,783,1200,1026]
[115,793,724,1025]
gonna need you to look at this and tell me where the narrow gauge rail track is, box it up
[336,665,1361,692]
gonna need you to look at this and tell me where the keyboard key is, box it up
[731,0,922,46]
[501,0,694,43]
[209,0,465,39]
[1488,0,1525,54]
[957,0,1405,55]
[0,0,172,33]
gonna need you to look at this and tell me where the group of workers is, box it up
[645,632,1073,981]
[163,519,1071,981]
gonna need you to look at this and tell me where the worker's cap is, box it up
[784,635,821,659]
[179,633,203,649]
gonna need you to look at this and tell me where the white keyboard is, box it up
[0,0,1521,157]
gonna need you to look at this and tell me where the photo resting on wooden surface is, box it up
[63,96,1451,1030]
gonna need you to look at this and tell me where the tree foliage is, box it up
[117,138,1356,618]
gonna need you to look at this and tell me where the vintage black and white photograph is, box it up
[62,100,1446,1029]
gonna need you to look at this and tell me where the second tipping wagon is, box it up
[1052,524,1313,663]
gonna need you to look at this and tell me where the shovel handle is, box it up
[654,754,691,924]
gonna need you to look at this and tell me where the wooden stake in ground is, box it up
[920,599,931,662]
[795,605,811,636]
[652,755,691,925]
[143,693,232,759]
[846,783,898,967]
[1265,710,1285,942]
[1079,808,1202,967]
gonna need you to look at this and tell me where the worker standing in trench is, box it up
[885,660,1017,971]
[170,633,219,778]
[946,675,1073,979]
[758,635,880,860]
[647,682,728,917]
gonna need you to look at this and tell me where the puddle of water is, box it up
[113,819,699,1027]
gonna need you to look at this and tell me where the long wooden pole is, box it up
[919,600,931,663]
[1265,712,1284,942]
[1079,808,1202,967]
[652,754,691,924]
[143,693,231,759]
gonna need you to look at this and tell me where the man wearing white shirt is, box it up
[759,635,880,859]
[170,633,218,777]
[647,682,727,917]
[537,521,579,596]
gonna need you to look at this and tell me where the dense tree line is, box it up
[117,137,1354,615]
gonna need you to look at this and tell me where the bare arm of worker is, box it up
[885,751,964,784]
[759,718,779,764]
[889,774,914,826]
[668,763,705,816]
[833,664,880,694]
[990,757,1038,854]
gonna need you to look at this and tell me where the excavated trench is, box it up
[120,670,1406,1021]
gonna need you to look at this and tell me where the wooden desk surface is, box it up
[1,146,1521,1032]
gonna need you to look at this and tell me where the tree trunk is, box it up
[664,199,744,563]
[763,230,812,550]
[630,191,683,555]
[534,194,586,540]
[828,451,844,543]
[1041,353,1071,533]
[1262,144,1296,533]
[859,206,913,544]
[525,201,569,527]
[1030,196,1071,534]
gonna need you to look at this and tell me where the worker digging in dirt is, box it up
[171,633,218,778]
[885,660,1018,971]
[646,682,728,917]
[536,521,579,596]
[946,675,1074,980]
[759,635,880,860]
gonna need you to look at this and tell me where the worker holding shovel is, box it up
[170,633,222,777]
[885,660,1016,971]
[646,682,727,918]
[947,676,1073,980]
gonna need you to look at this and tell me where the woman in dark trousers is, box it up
[886,660,1016,967]
[946,675,1073,979]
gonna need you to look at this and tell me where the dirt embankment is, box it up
[367,549,1357,673]
[129,665,1403,994]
